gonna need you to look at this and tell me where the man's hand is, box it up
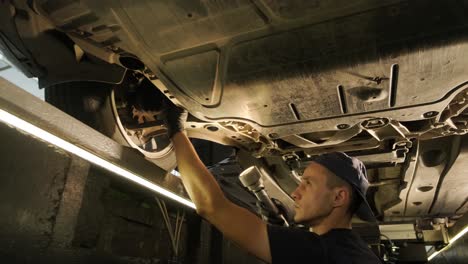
[162,100,187,138]
[255,198,289,226]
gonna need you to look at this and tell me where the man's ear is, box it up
[332,187,349,208]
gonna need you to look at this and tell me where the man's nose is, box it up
[291,188,301,200]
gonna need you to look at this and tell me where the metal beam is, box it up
[379,224,417,240]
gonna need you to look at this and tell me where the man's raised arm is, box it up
[165,106,272,263]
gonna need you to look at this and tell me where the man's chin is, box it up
[294,215,304,224]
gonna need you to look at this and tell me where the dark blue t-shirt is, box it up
[267,225,382,264]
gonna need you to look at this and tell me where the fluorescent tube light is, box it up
[449,225,468,244]
[427,226,468,261]
[427,248,441,261]
[0,109,196,209]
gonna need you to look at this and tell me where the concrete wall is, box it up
[0,120,263,264]
[0,121,189,263]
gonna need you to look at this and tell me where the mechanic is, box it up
[163,104,382,264]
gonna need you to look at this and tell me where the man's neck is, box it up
[310,214,352,235]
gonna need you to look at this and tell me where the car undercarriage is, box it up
[1,0,468,262]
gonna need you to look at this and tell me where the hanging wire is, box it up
[156,197,186,258]
[175,210,185,251]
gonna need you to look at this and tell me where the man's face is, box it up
[291,162,335,225]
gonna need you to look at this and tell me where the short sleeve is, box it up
[267,225,327,264]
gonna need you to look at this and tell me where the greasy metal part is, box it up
[429,135,468,217]
[448,211,468,240]
[195,91,464,157]
[404,138,457,217]
[221,121,263,143]
[422,229,444,243]
[302,138,381,156]
[384,136,464,221]
[379,218,450,244]
[68,34,121,65]
[298,147,409,171]
[193,84,467,143]
[384,141,419,221]
[73,44,84,62]
[437,90,468,124]
[281,134,319,148]
[281,123,363,148]
[362,119,409,142]
[441,225,450,244]
[357,146,408,165]
[68,34,143,71]
[110,89,174,163]
[218,86,466,157]
[415,91,468,140]
[0,77,189,201]
[361,118,389,130]
[431,218,451,244]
